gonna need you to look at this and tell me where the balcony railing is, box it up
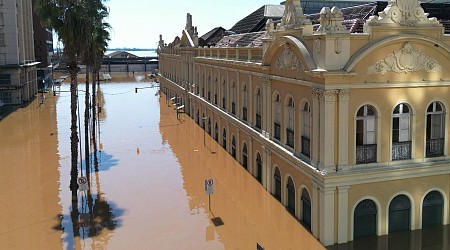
[356,144,377,164]
[301,136,310,157]
[232,102,236,115]
[242,107,247,121]
[392,141,411,161]
[286,128,295,148]
[274,122,281,140]
[426,138,444,157]
[256,114,262,129]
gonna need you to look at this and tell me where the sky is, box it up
[105,0,283,49]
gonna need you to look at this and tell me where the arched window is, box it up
[274,168,281,201]
[231,136,236,158]
[196,110,200,124]
[196,73,199,95]
[222,79,226,109]
[356,105,377,164]
[274,94,281,140]
[426,101,445,157]
[392,103,412,160]
[354,199,377,238]
[222,128,227,149]
[214,122,219,142]
[242,143,248,170]
[201,74,205,97]
[422,191,444,227]
[255,89,262,129]
[286,97,295,148]
[208,119,211,135]
[256,153,262,183]
[389,195,411,233]
[207,76,211,101]
[242,84,248,121]
[301,189,311,231]
[214,77,218,105]
[301,102,311,157]
[286,177,295,214]
[231,81,236,115]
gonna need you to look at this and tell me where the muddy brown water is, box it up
[0,78,324,249]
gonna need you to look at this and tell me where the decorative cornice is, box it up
[275,44,305,71]
[323,90,339,102]
[368,42,441,75]
[338,90,350,101]
[364,0,441,29]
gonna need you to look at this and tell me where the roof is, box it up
[199,27,226,47]
[215,31,266,48]
[105,51,138,58]
[229,5,284,34]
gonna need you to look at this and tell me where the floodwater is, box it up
[0,75,324,249]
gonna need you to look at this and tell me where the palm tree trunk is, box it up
[92,68,99,171]
[85,66,90,174]
[68,61,79,201]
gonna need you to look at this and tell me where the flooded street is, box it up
[0,77,324,249]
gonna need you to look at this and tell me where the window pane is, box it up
[394,105,400,114]
[357,107,364,117]
[402,104,409,113]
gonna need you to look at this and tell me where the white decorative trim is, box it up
[365,0,441,28]
[368,42,441,75]
[275,44,305,70]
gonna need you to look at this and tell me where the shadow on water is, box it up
[327,225,450,250]
[95,150,119,171]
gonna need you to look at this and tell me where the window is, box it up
[214,77,218,105]
[274,168,281,201]
[222,80,226,109]
[256,153,262,183]
[242,84,248,121]
[0,91,11,103]
[0,53,5,65]
[426,101,445,157]
[222,128,227,149]
[231,136,236,158]
[207,76,211,101]
[286,97,295,148]
[255,89,262,129]
[214,122,219,142]
[392,103,412,160]
[0,33,5,47]
[356,105,377,164]
[302,102,311,157]
[274,94,281,140]
[286,177,295,214]
[0,74,10,85]
[231,82,236,115]
[242,143,248,169]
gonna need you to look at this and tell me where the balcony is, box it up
[232,102,236,115]
[242,107,247,121]
[426,138,444,157]
[301,136,310,157]
[256,114,262,129]
[274,123,281,140]
[356,144,377,164]
[392,141,411,161]
[286,128,294,148]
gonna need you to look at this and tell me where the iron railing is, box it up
[301,136,310,157]
[286,128,295,148]
[274,122,281,140]
[356,144,377,164]
[392,141,412,160]
[426,138,444,157]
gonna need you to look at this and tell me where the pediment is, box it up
[274,44,305,71]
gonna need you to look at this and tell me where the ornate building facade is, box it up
[158,0,450,246]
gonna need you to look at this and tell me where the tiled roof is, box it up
[229,5,284,34]
[199,27,226,47]
[215,31,266,48]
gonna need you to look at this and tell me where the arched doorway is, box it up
[354,199,377,238]
[242,143,248,170]
[256,153,262,183]
[422,190,444,227]
[301,188,311,231]
[286,177,295,214]
[273,168,281,201]
[389,194,411,232]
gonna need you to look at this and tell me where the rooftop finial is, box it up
[279,0,311,29]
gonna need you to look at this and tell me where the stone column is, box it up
[320,187,336,246]
[311,88,323,169]
[337,186,349,244]
[338,90,350,170]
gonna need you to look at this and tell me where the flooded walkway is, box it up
[0,78,324,249]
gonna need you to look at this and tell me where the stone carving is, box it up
[338,90,350,101]
[279,0,311,29]
[275,44,305,70]
[311,88,324,100]
[261,76,271,87]
[323,90,339,101]
[365,0,441,28]
[315,6,348,34]
[368,42,441,75]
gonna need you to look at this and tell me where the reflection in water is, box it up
[158,93,325,249]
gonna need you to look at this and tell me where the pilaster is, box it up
[337,186,349,244]
[338,90,350,170]
[262,76,271,138]
[312,181,320,238]
[323,90,338,172]
[264,147,272,191]
[320,187,336,246]
[311,88,322,169]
